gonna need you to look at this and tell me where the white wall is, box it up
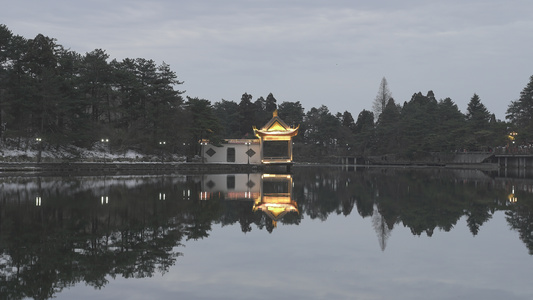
[202,142,261,164]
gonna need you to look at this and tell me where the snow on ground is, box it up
[0,139,186,163]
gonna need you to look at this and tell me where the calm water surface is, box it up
[1,166,533,300]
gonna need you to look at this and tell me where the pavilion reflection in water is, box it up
[200,173,298,226]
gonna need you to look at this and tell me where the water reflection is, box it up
[1,167,533,299]
[201,173,298,228]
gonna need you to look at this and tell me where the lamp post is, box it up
[245,141,251,164]
[35,137,42,163]
[200,140,207,163]
[508,186,517,203]
[508,131,517,154]
[101,138,109,163]
[159,141,166,163]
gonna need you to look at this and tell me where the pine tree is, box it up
[435,97,467,151]
[214,100,240,138]
[265,93,277,113]
[353,109,374,154]
[465,94,493,150]
[185,97,222,155]
[341,111,356,133]
[374,98,400,154]
[506,75,533,142]
[238,93,255,137]
[466,93,491,129]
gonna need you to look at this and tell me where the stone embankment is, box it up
[0,162,263,175]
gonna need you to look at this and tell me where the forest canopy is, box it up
[1,24,532,161]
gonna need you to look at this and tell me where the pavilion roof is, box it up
[253,110,299,138]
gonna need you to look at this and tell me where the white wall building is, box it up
[200,111,299,165]
[201,139,261,164]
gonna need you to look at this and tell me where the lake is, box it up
[1,166,533,300]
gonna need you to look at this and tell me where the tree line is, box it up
[1,24,532,161]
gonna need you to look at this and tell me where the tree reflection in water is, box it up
[1,167,532,299]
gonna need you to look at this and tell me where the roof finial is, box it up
[273,109,278,117]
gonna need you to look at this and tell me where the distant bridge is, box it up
[338,152,496,166]
[339,151,533,168]
[451,152,494,164]
[494,154,533,169]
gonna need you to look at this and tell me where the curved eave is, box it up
[253,128,299,138]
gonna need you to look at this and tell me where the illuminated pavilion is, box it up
[253,110,299,165]
[201,110,299,166]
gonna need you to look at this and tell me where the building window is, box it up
[227,147,235,162]
[227,175,235,190]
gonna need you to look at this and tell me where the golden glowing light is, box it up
[252,111,299,164]
[508,131,517,141]
[508,194,517,203]
[267,121,287,132]
[253,174,298,225]
[508,186,517,203]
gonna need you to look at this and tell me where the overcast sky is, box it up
[3,0,533,119]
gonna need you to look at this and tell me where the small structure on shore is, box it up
[253,110,299,165]
[201,110,299,167]
[201,138,261,164]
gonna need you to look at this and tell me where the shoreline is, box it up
[0,161,501,176]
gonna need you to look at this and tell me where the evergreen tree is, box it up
[112,58,141,132]
[336,111,356,154]
[373,98,400,154]
[238,92,255,137]
[150,62,185,148]
[23,33,70,142]
[398,91,439,153]
[354,110,374,134]
[304,105,342,155]
[341,111,356,133]
[278,100,304,143]
[213,100,241,138]
[53,48,90,146]
[435,97,467,151]
[465,93,492,150]
[185,97,222,156]
[265,93,277,113]
[0,25,15,140]
[278,101,304,128]
[253,96,270,127]
[80,49,113,123]
[506,75,533,142]
[353,109,374,155]
[1,28,30,142]
[110,58,181,151]
[466,93,491,129]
